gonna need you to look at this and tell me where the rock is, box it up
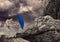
[18,3,33,13]
[4,38,29,42]
[0,16,60,42]
[20,16,60,42]
[0,0,60,42]
[0,0,15,11]
[0,19,21,38]
[44,0,60,19]
[24,0,50,17]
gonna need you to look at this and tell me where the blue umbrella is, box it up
[17,14,24,29]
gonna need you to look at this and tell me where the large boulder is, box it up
[20,16,60,42]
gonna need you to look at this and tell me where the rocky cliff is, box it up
[0,0,60,42]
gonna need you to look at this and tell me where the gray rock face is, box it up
[44,0,60,19]
[0,0,50,29]
[23,16,60,34]
[0,0,60,42]
[0,0,50,37]
[0,16,60,42]
[20,16,60,42]
[4,38,29,42]
[0,0,49,17]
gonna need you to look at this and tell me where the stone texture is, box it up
[20,16,60,42]
[0,0,60,42]
[44,0,60,19]
[0,16,60,42]
[4,38,29,42]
